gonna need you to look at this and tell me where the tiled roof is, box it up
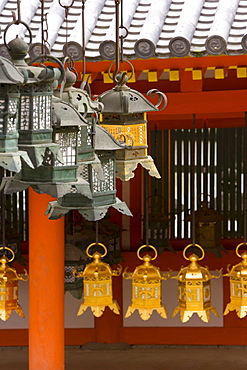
[0,0,247,61]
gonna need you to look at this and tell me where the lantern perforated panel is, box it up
[101,122,147,147]
[54,131,77,166]
[8,99,18,133]
[92,158,114,193]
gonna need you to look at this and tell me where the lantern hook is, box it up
[146,89,168,111]
[108,60,134,84]
[137,244,158,261]
[183,243,205,261]
[86,242,107,258]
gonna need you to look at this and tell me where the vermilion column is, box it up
[28,189,65,369]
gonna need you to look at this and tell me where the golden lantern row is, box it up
[0,247,28,321]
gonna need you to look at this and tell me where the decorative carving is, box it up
[99,40,116,60]
[241,34,247,51]
[29,43,49,60]
[134,39,155,59]
[63,42,82,61]
[169,37,190,57]
[206,36,226,55]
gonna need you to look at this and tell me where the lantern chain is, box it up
[1,168,6,252]
[191,114,196,247]
[39,0,49,56]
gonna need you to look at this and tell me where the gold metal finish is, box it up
[224,243,247,318]
[73,242,122,317]
[172,244,220,323]
[0,247,28,321]
[123,245,169,321]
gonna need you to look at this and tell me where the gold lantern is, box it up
[172,244,220,323]
[123,245,169,321]
[224,243,247,318]
[73,242,122,317]
[0,247,28,321]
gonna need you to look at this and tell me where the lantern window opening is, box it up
[7,99,18,134]
[54,130,77,166]
[79,164,89,182]
[20,96,30,130]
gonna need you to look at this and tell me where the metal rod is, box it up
[113,0,121,83]
[95,220,99,245]
[244,113,247,244]
[1,168,6,250]
[191,114,196,246]
[144,169,149,246]
[81,0,86,82]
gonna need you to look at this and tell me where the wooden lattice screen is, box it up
[150,127,244,239]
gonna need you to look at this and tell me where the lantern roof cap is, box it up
[52,97,88,127]
[65,243,85,261]
[0,55,25,84]
[186,202,223,222]
[7,36,29,63]
[99,75,165,114]
[83,259,113,277]
[176,258,213,281]
[131,262,163,280]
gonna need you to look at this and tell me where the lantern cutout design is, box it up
[186,197,224,256]
[73,242,122,317]
[0,247,28,321]
[123,245,169,321]
[172,244,221,323]
[0,55,33,172]
[98,71,167,181]
[224,243,247,318]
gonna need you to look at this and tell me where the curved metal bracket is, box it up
[146,89,168,111]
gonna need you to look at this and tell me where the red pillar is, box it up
[28,189,65,369]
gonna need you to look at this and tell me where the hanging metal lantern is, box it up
[73,242,122,317]
[186,196,224,257]
[224,243,247,318]
[98,69,167,181]
[123,245,169,321]
[45,124,132,221]
[0,246,28,321]
[172,244,221,323]
[0,55,33,172]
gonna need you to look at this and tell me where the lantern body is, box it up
[0,255,28,321]
[172,253,220,323]
[123,252,168,321]
[73,248,122,317]
[98,73,165,181]
[224,251,247,318]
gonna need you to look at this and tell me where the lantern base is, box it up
[0,304,25,321]
[77,300,120,317]
[172,306,219,323]
[116,156,161,181]
[125,305,168,321]
[224,303,247,318]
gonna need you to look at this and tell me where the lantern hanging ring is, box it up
[183,243,205,261]
[3,20,32,50]
[0,246,15,263]
[86,242,107,258]
[28,54,65,85]
[108,59,134,83]
[137,245,158,261]
[236,242,247,258]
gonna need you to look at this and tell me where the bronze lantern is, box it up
[73,242,122,317]
[123,245,169,321]
[172,244,221,323]
[98,71,167,181]
[224,243,247,318]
